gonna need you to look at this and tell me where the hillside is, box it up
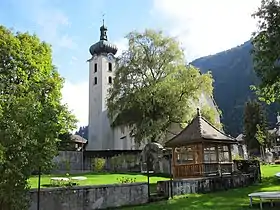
[191,41,279,136]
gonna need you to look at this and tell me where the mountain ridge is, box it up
[191,40,279,136]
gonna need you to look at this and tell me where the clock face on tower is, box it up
[107,53,114,61]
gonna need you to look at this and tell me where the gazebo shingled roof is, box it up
[70,134,88,144]
[165,108,237,148]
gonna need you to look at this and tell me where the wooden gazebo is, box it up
[165,108,237,178]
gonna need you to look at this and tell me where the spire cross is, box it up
[197,107,201,116]
[102,13,105,26]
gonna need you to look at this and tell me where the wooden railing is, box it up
[220,163,233,174]
[173,163,203,178]
[203,163,233,176]
[203,163,219,175]
[174,162,234,178]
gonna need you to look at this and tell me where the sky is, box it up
[0,0,261,130]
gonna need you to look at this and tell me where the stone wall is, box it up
[86,154,142,173]
[29,183,148,210]
[52,151,84,174]
[157,174,254,197]
[53,151,143,173]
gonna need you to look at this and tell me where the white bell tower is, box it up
[87,22,118,151]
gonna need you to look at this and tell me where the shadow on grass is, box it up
[41,183,79,188]
[124,177,280,210]
[265,165,280,167]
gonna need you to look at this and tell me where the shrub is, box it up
[63,159,71,172]
[92,158,106,172]
[233,154,244,160]
[117,177,136,184]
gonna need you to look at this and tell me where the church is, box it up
[86,22,221,151]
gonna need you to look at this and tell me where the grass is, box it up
[29,165,280,209]
[28,172,168,189]
[123,165,280,210]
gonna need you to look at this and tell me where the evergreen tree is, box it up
[243,99,268,155]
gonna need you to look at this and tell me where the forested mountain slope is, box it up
[191,41,279,136]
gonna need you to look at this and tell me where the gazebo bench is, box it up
[248,192,280,209]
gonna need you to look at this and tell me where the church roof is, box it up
[165,108,237,148]
[89,22,118,56]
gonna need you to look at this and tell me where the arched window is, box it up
[108,76,112,84]
[108,62,112,71]
[94,63,97,72]
[94,77,97,85]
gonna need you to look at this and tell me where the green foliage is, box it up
[107,29,215,143]
[243,99,268,153]
[109,154,140,172]
[201,105,223,130]
[251,0,280,103]
[92,158,106,172]
[57,133,75,151]
[192,40,280,137]
[63,159,71,173]
[179,105,222,130]
[192,41,259,136]
[255,124,266,146]
[0,26,77,209]
[110,155,124,171]
[49,176,76,188]
[232,154,244,161]
[117,177,136,184]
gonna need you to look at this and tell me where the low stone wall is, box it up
[157,174,254,197]
[29,183,148,210]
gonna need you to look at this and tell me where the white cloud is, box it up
[21,0,76,50]
[152,0,261,61]
[59,35,77,49]
[62,80,89,129]
[69,56,78,65]
[115,38,128,57]
[71,56,78,61]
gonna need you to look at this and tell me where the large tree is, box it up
[107,29,219,144]
[243,99,268,156]
[57,133,75,151]
[252,0,280,103]
[0,26,76,209]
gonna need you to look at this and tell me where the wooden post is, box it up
[37,167,41,210]
[228,145,232,162]
[169,152,173,198]
[228,145,233,174]
[147,152,151,201]
[201,142,204,176]
[172,148,176,179]
[215,144,221,176]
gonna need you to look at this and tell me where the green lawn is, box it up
[124,165,280,210]
[28,172,168,189]
[29,165,280,209]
